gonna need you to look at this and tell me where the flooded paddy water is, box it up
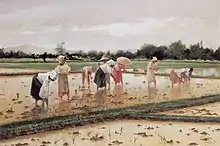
[129,67,220,77]
[1,68,220,145]
[3,120,220,146]
[0,72,220,124]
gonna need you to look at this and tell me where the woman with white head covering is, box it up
[55,55,71,100]
[99,56,111,89]
[30,70,58,107]
[146,57,158,88]
[94,59,116,91]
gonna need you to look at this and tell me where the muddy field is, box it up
[128,67,220,77]
[0,73,220,124]
[3,120,220,146]
[159,102,220,117]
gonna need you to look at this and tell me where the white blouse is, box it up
[37,72,51,99]
[100,64,113,74]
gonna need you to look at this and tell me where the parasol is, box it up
[116,57,131,65]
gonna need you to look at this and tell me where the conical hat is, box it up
[116,57,131,65]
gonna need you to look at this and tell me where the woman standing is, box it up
[55,55,71,100]
[146,57,158,88]
[94,59,116,91]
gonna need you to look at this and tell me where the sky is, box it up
[0,0,219,51]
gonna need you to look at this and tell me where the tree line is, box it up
[1,40,220,62]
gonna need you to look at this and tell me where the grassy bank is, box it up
[1,93,220,140]
[0,59,219,70]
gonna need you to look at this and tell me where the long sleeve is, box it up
[39,79,50,99]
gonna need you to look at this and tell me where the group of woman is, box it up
[81,57,126,91]
[30,55,71,107]
[30,55,127,107]
[146,56,194,88]
[30,55,193,108]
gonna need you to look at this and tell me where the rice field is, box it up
[1,65,220,145]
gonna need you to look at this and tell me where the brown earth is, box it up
[2,120,220,146]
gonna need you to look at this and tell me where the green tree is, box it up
[55,42,66,55]
[167,40,186,59]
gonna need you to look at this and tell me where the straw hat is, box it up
[151,57,158,62]
[56,55,66,65]
[116,57,131,65]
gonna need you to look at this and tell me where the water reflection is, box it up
[94,89,107,107]
[158,67,220,77]
[113,84,124,98]
[148,86,157,98]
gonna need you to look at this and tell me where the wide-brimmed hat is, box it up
[56,55,66,64]
[151,57,158,62]
[116,57,131,65]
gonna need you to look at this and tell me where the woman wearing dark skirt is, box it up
[94,59,116,91]
[30,74,42,101]
[30,70,58,107]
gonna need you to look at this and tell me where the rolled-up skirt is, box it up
[94,67,106,88]
[30,74,42,101]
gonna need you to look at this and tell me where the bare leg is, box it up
[67,91,70,100]
[35,99,38,106]
[148,81,150,88]
[82,72,85,88]
[87,74,91,88]
[42,100,45,107]
[43,98,48,107]
[154,81,156,88]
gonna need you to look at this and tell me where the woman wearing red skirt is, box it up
[113,63,125,85]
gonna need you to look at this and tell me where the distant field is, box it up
[0,58,219,70]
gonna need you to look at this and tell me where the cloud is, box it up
[21,30,35,35]
[41,25,61,33]
[72,17,179,36]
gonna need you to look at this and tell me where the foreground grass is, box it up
[1,93,220,140]
[0,59,219,70]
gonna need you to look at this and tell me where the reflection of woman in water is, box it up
[146,57,158,88]
[148,86,157,98]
